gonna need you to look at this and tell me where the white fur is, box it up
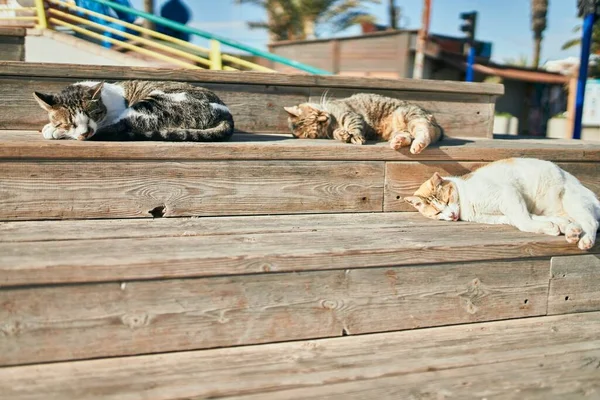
[210,102,230,113]
[75,81,127,129]
[167,92,188,102]
[444,158,600,250]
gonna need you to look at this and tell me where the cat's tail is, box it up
[157,118,234,142]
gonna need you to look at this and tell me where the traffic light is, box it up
[459,11,477,41]
[578,0,600,17]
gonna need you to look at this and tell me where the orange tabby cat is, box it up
[284,93,443,154]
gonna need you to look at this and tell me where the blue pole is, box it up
[466,44,475,82]
[573,13,596,139]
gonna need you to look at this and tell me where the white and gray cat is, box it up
[33,80,234,141]
[405,158,600,250]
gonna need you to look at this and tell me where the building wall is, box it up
[269,31,412,77]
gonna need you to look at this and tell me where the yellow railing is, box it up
[0,0,274,72]
[0,0,44,27]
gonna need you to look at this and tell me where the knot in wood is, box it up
[0,320,22,336]
[320,299,339,310]
[121,313,151,329]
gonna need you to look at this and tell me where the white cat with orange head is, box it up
[405,158,600,251]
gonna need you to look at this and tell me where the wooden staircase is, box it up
[0,61,599,399]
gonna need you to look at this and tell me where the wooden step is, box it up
[1,213,598,366]
[1,131,599,220]
[0,61,502,137]
[1,312,599,399]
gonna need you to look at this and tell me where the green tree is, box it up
[562,21,600,54]
[530,0,548,69]
[235,0,379,41]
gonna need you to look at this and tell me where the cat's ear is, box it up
[430,172,444,187]
[316,111,329,122]
[284,106,302,117]
[89,81,104,100]
[33,91,57,112]
[404,196,423,209]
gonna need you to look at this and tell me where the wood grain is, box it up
[0,212,443,243]
[0,259,548,366]
[2,131,599,162]
[0,312,598,399]
[227,349,600,400]
[385,161,600,212]
[548,254,600,315]
[310,88,495,138]
[0,160,383,220]
[1,216,595,287]
[0,60,504,95]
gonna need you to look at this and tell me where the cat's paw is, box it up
[565,224,582,244]
[409,140,428,154]
[578,236,595,251]
[41,124,67,140]
[333,128,351,143]
[349,134,366,145]
[389,133,412,150]
[541,223,561,236]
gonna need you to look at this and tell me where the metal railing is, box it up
[0,0,331,74]
[0,0,45,27]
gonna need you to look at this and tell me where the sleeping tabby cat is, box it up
[404,158,600,250]
[33,80,234,141]
[284,93,443,154]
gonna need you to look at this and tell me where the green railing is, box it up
[89,0,332,75]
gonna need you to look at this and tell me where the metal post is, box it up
[34,0,47,29]
[573,13,596,139]
[413,0,431,79]
[466,44,475,82]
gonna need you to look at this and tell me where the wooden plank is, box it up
[385,161,600,212]
[1,218,594,287]
[0,61,505,95]
[1,312,598,399]
[0,79,309,132]
[0,160,383,220]
[310,88,494,139]
[0,259,548,366]
[0,212,443,243]
[1,131,599,162]
[548,254,600,315]
[226,349,600,400]
[0,35,24,62]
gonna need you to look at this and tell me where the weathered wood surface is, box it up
[0,61,504,94]
[548,254,600,315]
[0,212,440,242]
[2,131,599,162]
[227,349,600,400]
[0,259,548,366]
[1,213,596,286]
[385,161,600,211]
[1,312,598,400]
[0,160,383,220]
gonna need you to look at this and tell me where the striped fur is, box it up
[33,80,234,142]
[284,93,443,154]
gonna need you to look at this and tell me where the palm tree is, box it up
[562,21,600,54]
[236,0,379,41]
[530,0,548,69]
